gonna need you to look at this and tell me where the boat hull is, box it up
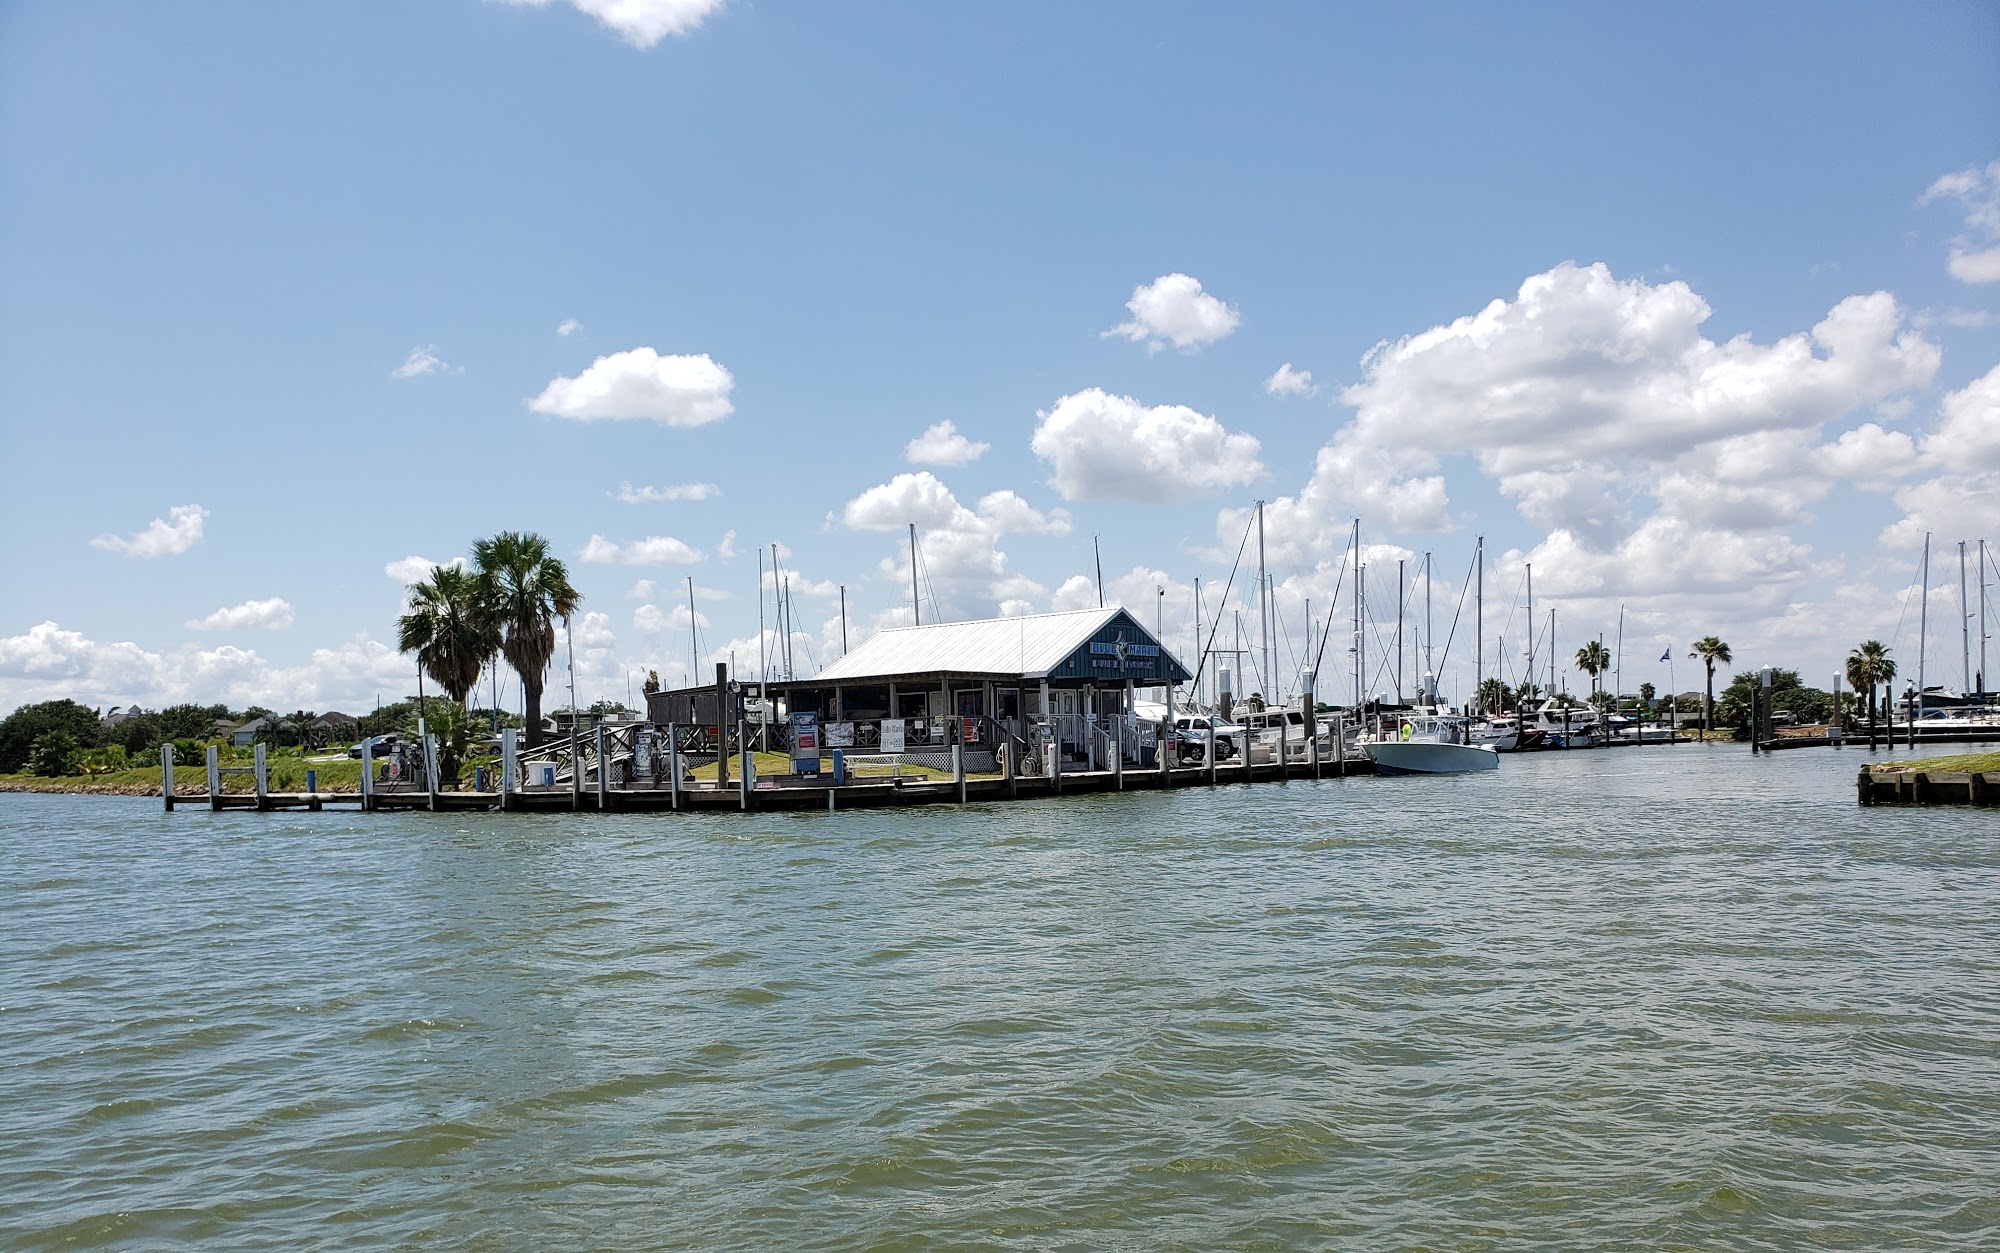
[1365,741,1500,775]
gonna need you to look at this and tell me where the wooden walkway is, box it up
[170,755,1378,815]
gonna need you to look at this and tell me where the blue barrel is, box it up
[305,769,317,793]
[475,766,488,792]
[831,749,846,786]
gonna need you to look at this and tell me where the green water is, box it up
[3,746,1996,1250]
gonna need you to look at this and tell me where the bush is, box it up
[0,700,104,772]
[29,730,81,777]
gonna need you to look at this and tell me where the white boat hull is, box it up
[1365,741,1500,775]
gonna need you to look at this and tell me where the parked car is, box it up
[347,733,400,759]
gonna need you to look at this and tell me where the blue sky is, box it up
[3,0,1998,716]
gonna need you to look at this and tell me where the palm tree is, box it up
[1689,636,1733,737]
[1477,677,1509,716]
[1574,640,1611,704]
[473,532,581,749]
[398,564,501,779]
[398,565,498,706]
[1846,639,1895,731]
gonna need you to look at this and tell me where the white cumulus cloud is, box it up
[1032,388,1264,502]
[186,597,295,632]
[839,472,1071,619]
[384,554,468,583]
[501,0,725,48]
[580,534,704,565]
[1920,160,2000,284]
[903,420,991,467]
[1105,273,1241,352]
[615,481,720,503]
[529,348,734,426]
[1264,363,1318,397]
[634,603,708,636]
[391,345,457,378]
[0,622,413,713]
[90,504,208,558]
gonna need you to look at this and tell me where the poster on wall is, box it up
[880,718,905,754]
[826,721,854,748]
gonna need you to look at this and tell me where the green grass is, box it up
[1868,751,2000,774]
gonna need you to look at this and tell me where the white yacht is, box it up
[1362,713,1500,775]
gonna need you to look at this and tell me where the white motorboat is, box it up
[1363,714,1500,775]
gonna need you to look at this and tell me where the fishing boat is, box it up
[1363,713,1500,775]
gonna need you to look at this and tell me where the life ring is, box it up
[1400,722,1414,741]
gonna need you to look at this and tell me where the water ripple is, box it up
[2,746,1995,1249]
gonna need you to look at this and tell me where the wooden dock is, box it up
[167,753,1379,815]
[1856,766,1996,807]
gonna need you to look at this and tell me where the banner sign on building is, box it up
[880,718,905,754]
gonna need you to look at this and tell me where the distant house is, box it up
[229,716,277,746]
[101,704,145,728]
[311,711,359,733]
[213,717,239,739]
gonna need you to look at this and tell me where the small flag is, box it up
[1659,647,1671,662]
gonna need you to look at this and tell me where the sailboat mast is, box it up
[1396,558,1405,704]
[1919,532,1930,718]
[1549,607,1557,696]
[758,548,767,687]
[1961,540,1971,695]
[1982,538,1990,697]
[839,584,849,657]
[1476,537,1484,714]
[687,575,700,687]
[1256,501,1270,706]
[1093,535,1105,609]
[1424,551,1433,702]
[909,523,921,626]
[1616,604,1625,709]
[1525,562,1534,697]
[1352,519,1362,709]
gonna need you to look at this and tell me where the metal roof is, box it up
[800,607,1185,684]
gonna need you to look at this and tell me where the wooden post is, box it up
[1278,716,1289,782]
[738,717,751,811]
[668,724,681,811]
[595,724,610,810]
[1334,715,1346,775]
[1050,726,1062,794]
[954,726,966,804]
[206,745,221,811]
[1207,724,1217,786]
[162,743,175,812]
[1005,718,1018,799]
[254,742,269,810]
[424,732,440,811]
[360,738,376,812]
[500,729,517,812]
[716,663,730,790]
